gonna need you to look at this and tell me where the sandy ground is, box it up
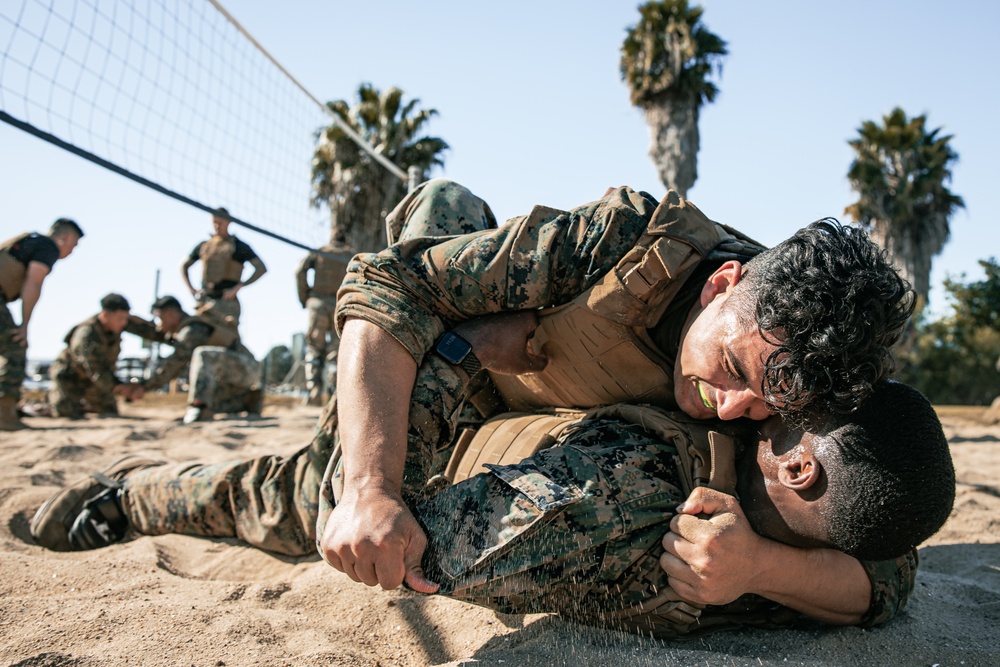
[1,399,997,667]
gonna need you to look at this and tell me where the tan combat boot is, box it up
[0,395,28,431]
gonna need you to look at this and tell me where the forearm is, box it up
[239,262,266,288]
[751,542,870,625]
[19,281,42,328]
[144,350,191,392]
[337,318,417,494]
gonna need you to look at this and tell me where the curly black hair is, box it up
[729,218,914,427]
[818,380,955,561]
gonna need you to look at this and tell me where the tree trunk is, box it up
[642,94,700,198]
[867,221,937,367]
[329,167,407,253]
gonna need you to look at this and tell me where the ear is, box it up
[777,451,822,491]
[699,260,744,307]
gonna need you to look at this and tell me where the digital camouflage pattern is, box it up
[117,179,914,637]
[304,295,338,403]
[126,314,257,413]
[0,304,26,399]
[188,345,260,412]
[48,315,122,418]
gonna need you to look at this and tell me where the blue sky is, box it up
[3,0,997,362]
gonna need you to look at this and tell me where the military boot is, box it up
[30,455,163,551]
[0,395,28,431]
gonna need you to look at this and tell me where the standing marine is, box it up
[294,242,351,406]
[180,207,266,328]
[0,218,84,430]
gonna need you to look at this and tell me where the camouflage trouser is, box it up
[122,413,333,556]
[48,358,118,418]
[196,295,241,327]
[0,304,26,400]
[304,295,338,402]
[119,178,494,552]
[189,345,260,412]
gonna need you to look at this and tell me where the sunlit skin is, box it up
[152,307,184,334]
[736,418,830,549]
[673,261,777,421]
[98,309,131,335]
[53,232,80,259]
[212,216,231,238]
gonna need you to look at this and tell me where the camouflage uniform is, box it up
[1,232,62,400]
[49,315,123,418]
[295,246,351,404]
[188,345,260,412]
[188,234,260,326]
[117,179,913,636]
[127,315,260,413]
[0,305,26,399]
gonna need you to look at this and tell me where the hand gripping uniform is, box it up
[412,405,916,638]
[49,314,124,417]
[105,180,913,636]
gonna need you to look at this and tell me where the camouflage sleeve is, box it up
[336,187,660,366]
[856,548,919,628]
[144,322,212,392]
[68,324,120,394]
[124,316,167,343]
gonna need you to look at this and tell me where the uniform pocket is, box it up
[422,458,586,582]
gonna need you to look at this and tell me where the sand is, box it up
[1,400,997,667]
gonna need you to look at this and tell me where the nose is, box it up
[716,388,770,421]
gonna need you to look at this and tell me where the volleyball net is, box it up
[0,0,400,251]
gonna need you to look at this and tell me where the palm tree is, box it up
[620,0,727,197]
[311,84,448,252]
[845,107,964,313]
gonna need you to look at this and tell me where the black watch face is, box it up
[436,332,471,364]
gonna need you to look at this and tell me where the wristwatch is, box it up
[435,331,482,376]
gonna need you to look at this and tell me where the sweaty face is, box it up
[737,419,830,549]
[674,267,777,421]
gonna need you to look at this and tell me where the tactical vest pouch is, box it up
[190,306,239,348]
[0,233,30,302]
[199,236,243,287]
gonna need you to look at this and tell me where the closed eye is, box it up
[723,349,748,387]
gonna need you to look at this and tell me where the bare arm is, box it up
[223,257,267,300]
[661,488,869,625]
[318,318,437,593]
[295,255,313,307]
[12,261,51,346]
[180,256,198,298]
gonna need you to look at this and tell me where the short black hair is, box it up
[50,218,84,238]
[151,295,183,312]
[730,218,914,427]
[213,206,230,218]
[819,381,955,561]
[100,293,130,313]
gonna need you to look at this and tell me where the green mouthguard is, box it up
[698,381,716,410]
